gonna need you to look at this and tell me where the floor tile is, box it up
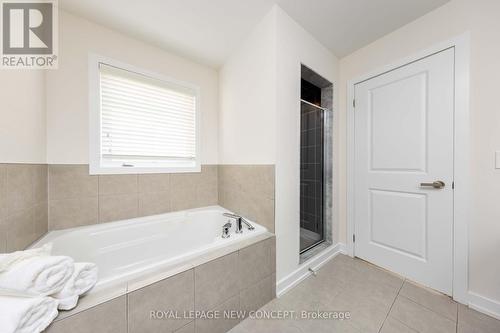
[390,295,456,333]
[330,291,390,333]
[174,321,195,333]
[400,280,457,321]
[380,317,418,333]
[458,303,500,333]
[229,318,302,333]
[229,254,499,333]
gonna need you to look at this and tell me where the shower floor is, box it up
[300,227,322,251]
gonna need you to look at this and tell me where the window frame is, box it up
[89,54,201,175]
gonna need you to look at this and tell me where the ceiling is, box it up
[59,0,450,67]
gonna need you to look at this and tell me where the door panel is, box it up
[354,48,454,294]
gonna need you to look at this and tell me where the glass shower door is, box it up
[300,100,325,253]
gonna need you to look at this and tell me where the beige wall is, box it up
[219,9,277,164]
[274,7,338,281]
[0,71,46,163]
[338,0,500,305]
[219,6,339,282]
[46,11,219,164]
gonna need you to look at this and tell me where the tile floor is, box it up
[229,254,500,333]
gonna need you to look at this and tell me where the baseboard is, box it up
[468,291,500,320]
[276,242,347,297]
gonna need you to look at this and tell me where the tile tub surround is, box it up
[0,163,275,247]
[0,164,48,252]
[48,164,219,230]
[218,165,275,232]
[45,236,276,333]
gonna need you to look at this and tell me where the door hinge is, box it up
[353,234,356,243]
[452,181,455,189]
[352,99,356,108]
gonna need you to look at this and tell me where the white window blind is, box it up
[99,63,197,168]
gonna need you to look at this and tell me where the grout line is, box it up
[398,294,457,323]
[377,278,405,333]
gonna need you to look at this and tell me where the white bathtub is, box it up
[32,206,268,291]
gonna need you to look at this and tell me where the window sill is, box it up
[89,165,201,175]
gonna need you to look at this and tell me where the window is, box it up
[89,55,200,174]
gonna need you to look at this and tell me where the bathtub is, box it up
[32,206,269,292]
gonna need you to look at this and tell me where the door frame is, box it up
[346,33,470,304]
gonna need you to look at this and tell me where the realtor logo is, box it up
[1,0,58,68]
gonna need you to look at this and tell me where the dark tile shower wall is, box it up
[300,102,324,239]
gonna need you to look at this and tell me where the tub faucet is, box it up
[222,222,231,238]
[223,212,255,233]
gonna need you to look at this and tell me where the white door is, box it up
[354,48,454,295]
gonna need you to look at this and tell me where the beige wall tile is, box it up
[199,165,218,187]
[5,209,35,251]
[196,182,218,207]
[170,173,198,211]
[271,273,276,298]
[33,202,48,239]
[49,165,98,200]
[33,164,48,204]
[237,165,275,200]
[195,252,239,311]
[270,236,276,273]
[239,274,274,315]
[238,238,274,289]
[195,295,240,333]
[0,164,49,251]
[0,165,6,219]
[238,194,275,232]
[138,174,170,193]
[128,269,194,333]
[218,165,275,232]
[170,166,218,211]
[49,197,98,230]
[138,191,171,216]
[44,164,273,234]
[46,296,127,333]
[99,174,138,195]
[3,164,34,216]
[99,193,138,223]
[0,219,6,252]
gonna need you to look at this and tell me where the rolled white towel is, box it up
[52,263,98,310]
[0,295,58,333]
[0,256,74,296]
[0,243,52,273]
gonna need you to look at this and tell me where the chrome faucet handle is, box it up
[222,212,255,231]
[222,222,231,238]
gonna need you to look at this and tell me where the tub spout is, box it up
[223,212,255,233]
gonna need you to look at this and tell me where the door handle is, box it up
[420,180,445,189]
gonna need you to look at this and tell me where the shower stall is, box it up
[300,65,333,255]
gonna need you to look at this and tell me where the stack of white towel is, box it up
[0,244,98,333]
